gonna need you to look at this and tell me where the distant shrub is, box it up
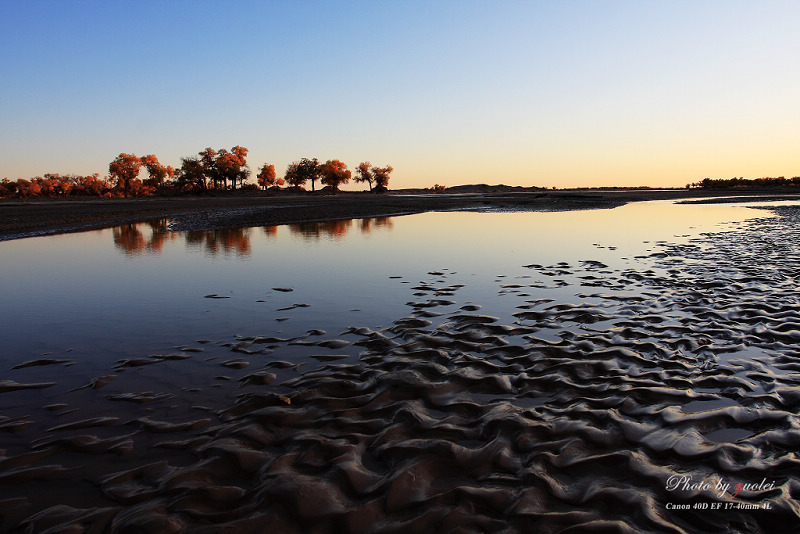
[424,184,447,193]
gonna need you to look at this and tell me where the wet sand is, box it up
[3,188,797,240]
[1,205,799,532]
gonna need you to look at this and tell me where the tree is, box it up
[216,149,235,190]
[285,159,320,189]
[16,178,41,198]
[109,153,143,197]
[217,145,250,190]
[197,146,249,190]
[257,164,283,189]
[320,159,351,194]
[284,161,304,188]
[298,157,321,192]
[355,162,374,191]
[0,178,19,198]
[140,154,168,189]
[176,156,207,193]
[199,148,220,189]
[372,165,393,193]
[74,174,109,196]
[38,174,72,197]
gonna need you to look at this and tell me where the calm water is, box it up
[0,200,770,373]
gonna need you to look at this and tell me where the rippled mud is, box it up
[2,208,800,533]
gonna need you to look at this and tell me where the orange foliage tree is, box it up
[16,179,41,198]
[215,146,250,190]
[198,148,219,190]
[229,146,250,190]
[320,159,351,194]
[257,164,283,189]
[109,153,143,197]
[195,146,249,190]
[140,154,171,192]
[73,174,111,196]
[0,148,394,199]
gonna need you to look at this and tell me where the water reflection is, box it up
[111,216,395,255]
[185,228,252,256]
[359,216,394,234]
[112,219,176,255]
[289,219,353,241]
[287,217,394,241]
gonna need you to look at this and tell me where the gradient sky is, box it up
[2,1,798,189]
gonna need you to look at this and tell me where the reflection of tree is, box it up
[288,220,353,241]
[143,219,171,253]
[185,228,251,256]
[113,217,394,255]
[112,219,176,255]
[359,217,394,234]
[113,224,146,254]
[373,217,393,229]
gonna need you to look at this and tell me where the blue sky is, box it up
[2,1,798,188]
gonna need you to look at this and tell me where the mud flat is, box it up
[2,207,800,532]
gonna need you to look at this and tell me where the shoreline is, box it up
[2,188,799,241]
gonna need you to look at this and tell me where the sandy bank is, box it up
[3,188,792,241]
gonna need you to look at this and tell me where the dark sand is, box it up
[2,194,800,532]
[4,188,798,240]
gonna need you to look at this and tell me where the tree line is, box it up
[0,146,392,199]
[687,176,800,189]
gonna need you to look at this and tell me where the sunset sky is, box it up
[1,1,798,189]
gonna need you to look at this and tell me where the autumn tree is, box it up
[215,146,250,190]
[257,164,283,189]
[284,161,308,189]
[199,148,219,189]
[15,179,40,198]
[37,174,72,197]
[302,158,322,192]
[372,165,393,193]
[284,158,329,190]
[320,159,351,194]
[0,179,18,198]
[74,174,109,196]
[355,162,374,191]
[176,156,207,193]
[196,146,249,190]
[354,162,392,193]
[109,153,143,197]
[230,146,249,189]
[54,174,73,196]
[140,154,169,191]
